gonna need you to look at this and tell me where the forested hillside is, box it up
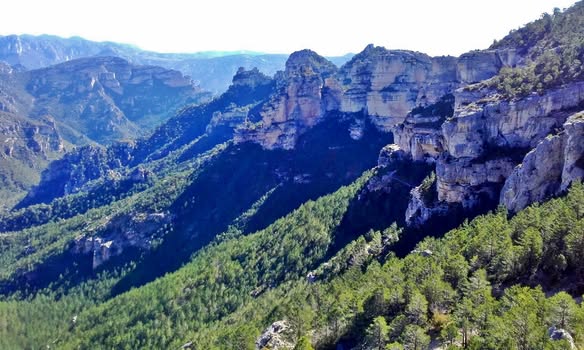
[0,2,583,350]
[1,179,583,349]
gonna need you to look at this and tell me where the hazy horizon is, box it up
[0,0,578,57]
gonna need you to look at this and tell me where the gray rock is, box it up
[235,50,338,150]
[378,144,408,167]
[548,326,576,349]
[71,211,172,269]
[501,112,584,212]
[256,320,293,350]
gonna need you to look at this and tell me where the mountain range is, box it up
[0,2,583,350]
[0,34,353,93]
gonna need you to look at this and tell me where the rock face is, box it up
[231,67,273,88]
[436,83,584,209]
[396,79,584,225]
[72,212,171,269]
[337,45,459,130]
[377,144,408,167]
[501,112,584,212]
[235,50,338,149]
[236,45,512,151]
[255,321,293,350]
[393,94,454,161]
[456,49,518,83]
[207,68,275,134]
[405,181,450,227]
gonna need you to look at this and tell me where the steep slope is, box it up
[23,56,210,143]
[15,67,276,208]
[0,3,583,350]
[0,53,394,300]
[392,2,584,226]
[0,56,209,208]
[1,177,582,349]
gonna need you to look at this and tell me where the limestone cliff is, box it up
[436,82,584,209]
[397,81,584,225]
[236,45,512,150]
[393,94,454,161]
[235,50,338,149]
[337,45,459,130]
[500,112,584,212]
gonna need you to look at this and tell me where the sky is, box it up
[0,0,578,57]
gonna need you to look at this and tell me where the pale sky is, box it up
[0,0,578,56]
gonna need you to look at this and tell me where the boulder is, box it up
[548,326,576,349]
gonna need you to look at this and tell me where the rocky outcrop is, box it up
[436,82,584,209]
[377,144,408,167]
[405,184,450,227]
[561,112,584,191]
[72,212,171,269]
[256,321,293,350]
[337,45,459,130]
[399,80,584,225]
[442,83,584,160]
[393,94,454,162]
[436,156,516,208]
[456,49,518,84]
[236,45,513,151]
[500,112,584,212]
[206,68,274,134]
[235,50,338,149]
[231,67,273,88]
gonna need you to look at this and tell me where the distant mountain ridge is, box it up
[0,34,354,93]
[0,55,210,209]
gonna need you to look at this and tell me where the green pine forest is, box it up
[0,3,584,350]
[1,174,584,349]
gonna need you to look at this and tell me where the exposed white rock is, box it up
[501,112,584,212]
[337,45,459,130]
[561,112,584,191]
[548,326,576,349]
[256,320,293,350]
[443,82,584,160]
[435,83,584,210]
[405,184,449,227]
[72,212,172,269]
[437,157,516,208]
[235,50,337,150]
